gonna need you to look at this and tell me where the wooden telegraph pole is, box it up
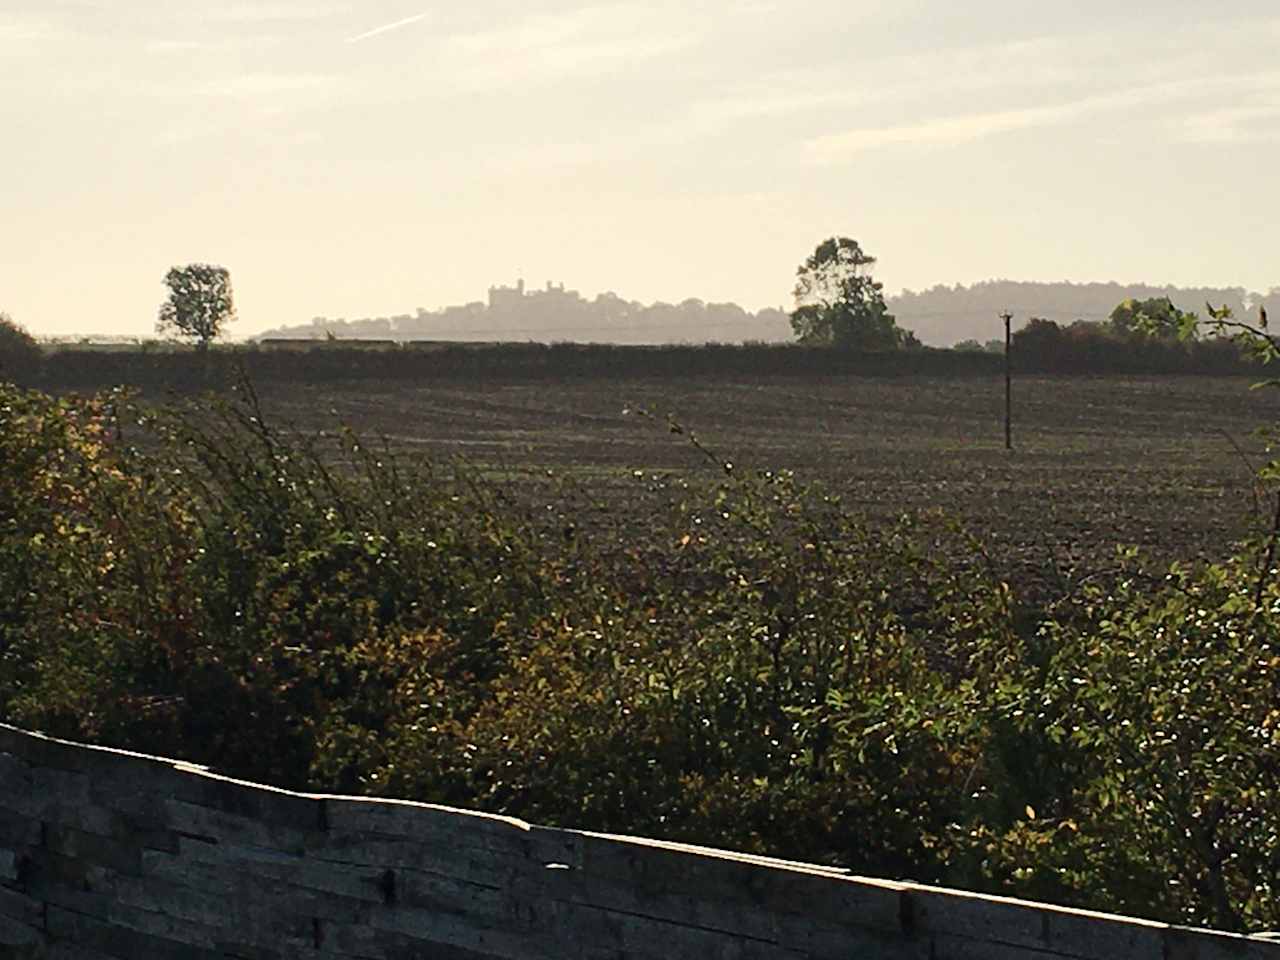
[1001,312,1013,450]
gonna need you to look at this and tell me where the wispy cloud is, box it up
[146,35,283,54]
[807,102,1089,158]
[1179,103,1280,144]
[660,14,1280,165]
[686,72,866,127]
[674,34,1113,147]
[805,72,1280,161]
[200,72,339,99]
[346,12,429,44]
[439,4,703,92]
[201,2,350,24]
[0,13,63,47]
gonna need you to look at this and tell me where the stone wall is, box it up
[0,722,1275,959]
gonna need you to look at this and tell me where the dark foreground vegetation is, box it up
[4,372,1280,935]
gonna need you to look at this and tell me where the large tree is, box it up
[790,237,916,349]
[157,264,236,350]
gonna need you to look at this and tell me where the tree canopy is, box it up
[157,264,236,350]
[1108,296,1198,340]
[790,237,917,350]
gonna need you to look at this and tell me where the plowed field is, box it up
[254,374,1280,600]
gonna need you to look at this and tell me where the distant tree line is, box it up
[1005,296,1255,374]
[783,239,1260,376]
[892,279,1280,347]
[265,275,1279,352]
[1,250,1270,382]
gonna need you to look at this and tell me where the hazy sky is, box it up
[3,1,1278,337]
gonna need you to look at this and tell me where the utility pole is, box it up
[1001,312,1013,451]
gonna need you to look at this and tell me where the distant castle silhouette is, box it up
[488,278,580,316]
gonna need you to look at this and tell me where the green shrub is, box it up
[0,381,559,788]
[428,490,1022,886]
[962,550,1280,931]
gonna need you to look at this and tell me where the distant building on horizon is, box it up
[488,279,581,310]
[487,278,525,312]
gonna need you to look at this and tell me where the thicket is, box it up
[2,378,1279,933]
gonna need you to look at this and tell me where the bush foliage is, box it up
[1,378,1278,932]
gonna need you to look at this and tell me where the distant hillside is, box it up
[255,278,1278,347]
[890,280,1278,346]
[256,280,792,346]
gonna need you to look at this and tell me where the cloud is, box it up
[805,72,1280,161]
[0,12,67,49]
[666,14,1280,163]
[145,35,283,54]
[200,2,350,24]
[673,33,1111,147]
[687,76,866,127]
[200,72,339,99]
[1179,103,1280,144]
[806,103,1084,158]
[0,20,50,42]
[439,3,703,91]
[347,12,430,44]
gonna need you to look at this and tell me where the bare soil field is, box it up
[253,374,1280,601]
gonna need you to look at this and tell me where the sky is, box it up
[2,0,1278,338]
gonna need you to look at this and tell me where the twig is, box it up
[1255,487,1280,612]
[1215,428,1265,522]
